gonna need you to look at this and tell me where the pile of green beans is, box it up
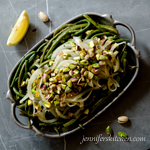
[10,14,133,135]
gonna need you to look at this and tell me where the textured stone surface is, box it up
[0,0,150,149]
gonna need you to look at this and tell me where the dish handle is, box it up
[114,20,140,57]
[11,103,30,130]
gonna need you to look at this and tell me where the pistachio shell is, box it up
[118,116,129,124]
[38,12,49,22]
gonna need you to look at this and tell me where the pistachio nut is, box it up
[118,116,129,124]
[105,126,112,135]
[118,131,128,138]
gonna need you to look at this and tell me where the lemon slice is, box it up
[7,10,30,46]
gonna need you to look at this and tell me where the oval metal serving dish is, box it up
[6,12,140,138]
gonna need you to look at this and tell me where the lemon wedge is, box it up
[7,10,30,46]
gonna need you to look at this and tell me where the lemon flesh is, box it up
[7,10,30,46]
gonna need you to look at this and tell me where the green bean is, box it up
[25,100,28,111]
[13,86,25,98]
[19,110,34,118]
[39,60,50,68]
[90,96,108,113]
[79,124,85,129]
[71,19,91,36]
[85,29,100,39]
[22,60,28,81]
[18,62,25,89]
[107,36,118,40]
[83,14,118,34]
[28,118,31,129]
[54,126,60,135]
[92,32,115,39]
[36,42,47,53]
[39,122,64,126]
[53,24,74,36]
[29,65,37,71]
[17,103,25,109]
[63,107,70,115]
[121,51,127,63]
[45,23,87,59]
[113,39,130,43]
[123,58,127,72]
[44,27,69,60]
[10,51,36,87]
[63,114,81,127]
[28,53,36,64]
[47,53,52,60]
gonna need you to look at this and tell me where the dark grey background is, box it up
[0,0,150,149]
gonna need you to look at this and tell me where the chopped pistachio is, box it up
[84,109,89,115]
[73,56,81,61]
[59,69,63,73]
[80,60,89,66]
[67,93,73,98]
[21,81,26,87]
[88,40,94,48]
[54,101,60,106]
[81,76,85,82]
[71,76,78,82]
[54,68,59,74]
[26,78,29,84]
[99,61,106,66]
[49,77,57,83]
[28,99,33,106]
[84,54,90,60]
[35,91,40,97]
[49,60,54,66]
[86,78,90,83]
[83,71,88,77]
[94,75,98,81]
[63,67,70,73]
[53,95,59,101]
[88,65,92,71]
[62,75,66,83]
[65,74,70,81]
[56,74,62,81]
[88,48,95,58]
[74,69,79,75]
[67,80,72,88]
[65,86,72,93]
[69,70,74,76]
[92,63,100,68]
[31,69,35,74]
[61,84,66,90]
[63,53,71,59]
[31,88,35,94]
[51,72,55,77]
[43,102,51,108]
[80,68,86,75]
[96,54,108,61]
[85,30,93,35]
[50,84,57,90]
[69,64,77,70]
[91,68,100,74]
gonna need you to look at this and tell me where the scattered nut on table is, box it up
[38,12,49,22]
[118,116,129,124]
